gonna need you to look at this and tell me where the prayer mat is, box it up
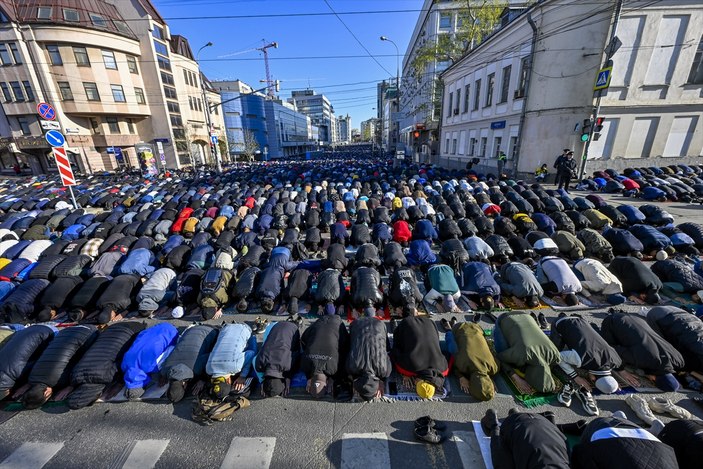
[365,370,451,402]
[501,296,549,311]
[495,370,562,409]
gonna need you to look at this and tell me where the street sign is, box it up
[490,120,506,130]
[40,120,61,131]
[36,102,56,120]
[210,135,218,145]
[44,130,66,147]
[156,141,166,168]
[52,146,76,186]
[594,66,612,91]
[114,147,124,164]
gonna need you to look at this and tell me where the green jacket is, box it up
[452,323,498,401]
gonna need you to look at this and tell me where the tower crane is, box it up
[257,41,278,98]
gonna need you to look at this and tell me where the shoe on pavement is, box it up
[449,316,458,328]
[648,396,692,419]
[558,382,575,408]
[480,409,499,436]
[439,318,451,332]
[414,416,447,431]
[414,425,443,444]
[537,313,549,330]
[576,387,599,416]
[472,312,481,323]
[625,394,657,425]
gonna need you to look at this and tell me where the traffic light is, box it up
[413,131,420,138]
[593,117,605,141]
[581,118,592,142]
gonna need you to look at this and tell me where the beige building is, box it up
[0,0,224,174]
[438,0,703,177]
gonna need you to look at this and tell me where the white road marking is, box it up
[0,442,64,469]
[220,437,276,469]
[340,432,391,469]
[116,439,170,469]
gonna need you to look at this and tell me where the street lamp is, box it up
[380,36,401,155]
[196,42,222,173]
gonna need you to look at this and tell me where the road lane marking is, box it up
[220,437,276,469]
[112,439,170,469]
[0,442,64,469]
[340,433,391,469]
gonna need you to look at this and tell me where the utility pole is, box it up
[578,0,623,180]
[196,42,221,173]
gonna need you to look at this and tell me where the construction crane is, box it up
[257,40,278,98]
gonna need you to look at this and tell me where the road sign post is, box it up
[36,102,56,121]
[52,146,77,209]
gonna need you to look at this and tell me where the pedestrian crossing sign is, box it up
[594,66,612,91]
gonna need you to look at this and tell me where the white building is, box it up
[439,0,703,177]
[336,114,352,143]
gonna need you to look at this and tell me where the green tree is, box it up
[410,0,508,78]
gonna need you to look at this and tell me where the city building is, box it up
[360,118,378,142]
[381,86,399,153]
[0,0,223,174]
[265,99,318,159]
[438,0,703,177]
[287,89,336,144]
[336,114,352,143]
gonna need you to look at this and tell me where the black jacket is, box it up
[551,316,622,376]
[350,266,382,308]
[160,325,218,380]
[346,317,391,379]
[96,274,141,312]
[255,321,300,379]
[608,256,662,294]
[232,266,259,299]
[68,276,110,312]
[647,305,703,371]
[387,266,423,307]
[28,254,66,280]
[300,315,349,378]
[1,279,50,323]
[600,312,684,375]
[315,269,344,304]
[37,276,83,310]
[493,412,570,469]
[651,259,703,293]
[391,316,448,386]
[0,325,55,392]
[28,325,98,388]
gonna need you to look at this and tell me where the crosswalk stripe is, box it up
[111,439,170,469]
[220,437,276,469]
[0,442,64,469]
[340,433,391,469]
[452,430,490,469]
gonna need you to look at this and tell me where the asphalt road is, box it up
[1,189,703,469]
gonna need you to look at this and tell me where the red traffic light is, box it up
[413,131,420,138]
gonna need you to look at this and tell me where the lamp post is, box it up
[196,42,222,173]
[380,36,400,155]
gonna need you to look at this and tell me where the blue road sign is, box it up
[37,102,56,120]
[594,66,612,91]
[211,135,218,145]
[45,130,66,147]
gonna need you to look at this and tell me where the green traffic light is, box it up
[581,133,589,142]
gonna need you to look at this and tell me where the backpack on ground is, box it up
[191,395,250,425]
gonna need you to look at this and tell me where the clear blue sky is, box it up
[153,0,423,129]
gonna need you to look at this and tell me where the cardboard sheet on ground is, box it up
[541,296,597,311]
[494,370,562,408]
[107,382,170,402]
[471,421,494,469]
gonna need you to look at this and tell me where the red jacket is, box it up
[393,221,412,243]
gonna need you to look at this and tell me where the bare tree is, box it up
[242,129,260,162]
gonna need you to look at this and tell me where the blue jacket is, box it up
[206,324,257,378]
[269,247,297,271]
[332,223,348,241]
[161,235,185,256]
[460,262,500,298]
[406,239,437,267]
[413,219,438,241]
[617,205,646,224]
[187,244,214,270]
[630,224,672,251]
[121,323,178,389]
[670,232,695,248]
[532,213,557,236]
[0,281,15,301]
[219,205,234,218]
[642,186,666,201]
[118,248,157,277]
[62,224,86,241]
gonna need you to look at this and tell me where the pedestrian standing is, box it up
[497,151,507,177]
[553,148,570,187]
[557,151,577,192]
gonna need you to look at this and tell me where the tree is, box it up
[242,130,260,162]
[410,0,508,78]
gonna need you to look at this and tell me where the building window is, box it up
[37,7,52,19]
[106,117,120,133]
[127,118,135,134]
[463,84,470,113]
[170,115,183,127]
[447,92,453,117]
[154,40,169,57]
[83,82,100,101]
[509,136,518,158]
[157,56,171,71]
[126,55,138,74]
[73,47,90,66]
[46,44,62,65]
[213,106,219,116]
[90,13,107,27]
[197,98,203,112]
[455,89,461,114]
[17,117,31,135]
[153,25,165,40]
[63,8,79,22]
[167,101,180,113]
[493,136,502,157]
[111,84,125,102]
[161,72,174,86]
[0,82,11,102]
[188,96,194,110]
[8,43,21,64]
[163,86,177,99]
[183,68,189,85]
[57,81,73,100]
[0,44,11,65]
[22,81,34,102]
[517,56,529,97]
[469,138,476,156]
[113,20,131,35]
[102,50,117,69]
[135,87,145,104]
[480,137,487,157]
[485,73,495,107]
[439,13,452,29]
[499,65,511,103]
[451,138,457,155]
[473,79,481,110]
[10,81,24,101]
[688,35,703,84]
[90,118,100,133]
[445,137,450,153]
